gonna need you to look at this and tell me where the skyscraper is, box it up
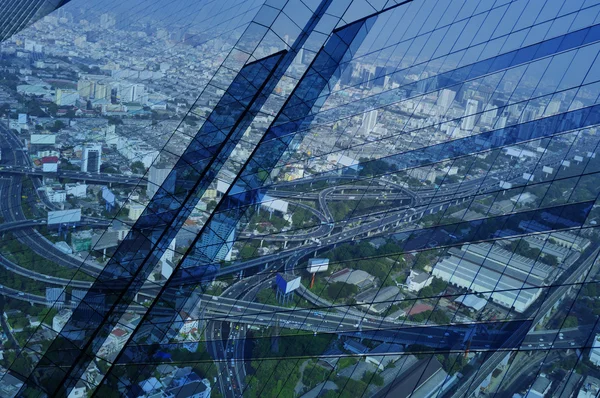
[360,109,378,135]
[81,144,102,173]
[147,165,171,198]
[437,89,456,112]
[461,99,479,131]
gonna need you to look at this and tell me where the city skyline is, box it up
[0,1,600,397]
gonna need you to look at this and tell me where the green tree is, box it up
[48,120,65,132]
[130,160,146,175]
[563,315,578,328]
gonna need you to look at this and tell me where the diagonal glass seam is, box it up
[0,0,70,42]
[14,50,288,396]
[103,9,378,375]
[40,0,344,394]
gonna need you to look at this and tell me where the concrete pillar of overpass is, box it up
[260,239,264,248]
[283,241,287,249]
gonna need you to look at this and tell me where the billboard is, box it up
[542,166,554,174]
[18,113,27,124]
[47,209,81,225]
[102,186,115,206]
[308,258,329,273]
[30,134,56,145]
[522,173,534,182]
[275,273,301,294]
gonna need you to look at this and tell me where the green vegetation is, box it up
[418,277,446,298]
[362,371,384,386]
[506,239,541,260]
[358,158,397,177]
[291,206,318,227]
[248,210,289,232]
[325,241,406,281]
[48,120,65,132]
[246,329,334,398]
[0,233,94,281]
[255,287,310,309]
[238,241,261,260]
[337,356,359,370]
[436,353,469,375]
[327,282,358,300]
[409,309,450,324]
[130,160,146,175]
[563,315,578,328]
[324,376,370,398]
[328,199,380,221]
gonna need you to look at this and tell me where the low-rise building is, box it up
[589,335,600,367]
[355,286,404,314]
[406,270,433,292]
[343,339,369,355]
[578,376,600,398]
[526,374,552,398]
[327,268,375,288]
[65,183,87,198]
[366,343,403,370]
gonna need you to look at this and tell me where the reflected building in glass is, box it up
[1,1,600,397]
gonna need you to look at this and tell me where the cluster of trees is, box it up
[506,239,559,266]
[0,233,94,281]
[249,209,289,232]
[562,315,579,328]
[246,331,334,398]
[130,160,147,175]
[418,277,447,298]
[326,242,405,277]
[326,282,358,301]
[409,309,450,324]
[329,199,380,222]
[291,206,317,227]
[358,157,397,177]
[507,239,542,260]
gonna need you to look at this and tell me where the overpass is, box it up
[0,166,144,186]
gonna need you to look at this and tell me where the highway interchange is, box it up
[1,121,599,397]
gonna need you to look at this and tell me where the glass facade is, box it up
[1,0,600,397]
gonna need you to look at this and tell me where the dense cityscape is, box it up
[1,0,600,397]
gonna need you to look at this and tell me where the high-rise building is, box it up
[373,66,388,88]
[77,79,94,98]
[293,47,304,66]
[480,103,498,126]
[147,165,171,198]
[81,144,102,173]
[591,335,600,367]
[94,82,110,100]
[361,68,374,89]
[55,89,79,106]
[437,89,456,112]
[100,13,116,29]
[360,109,378,134]
[461,99,479,131]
